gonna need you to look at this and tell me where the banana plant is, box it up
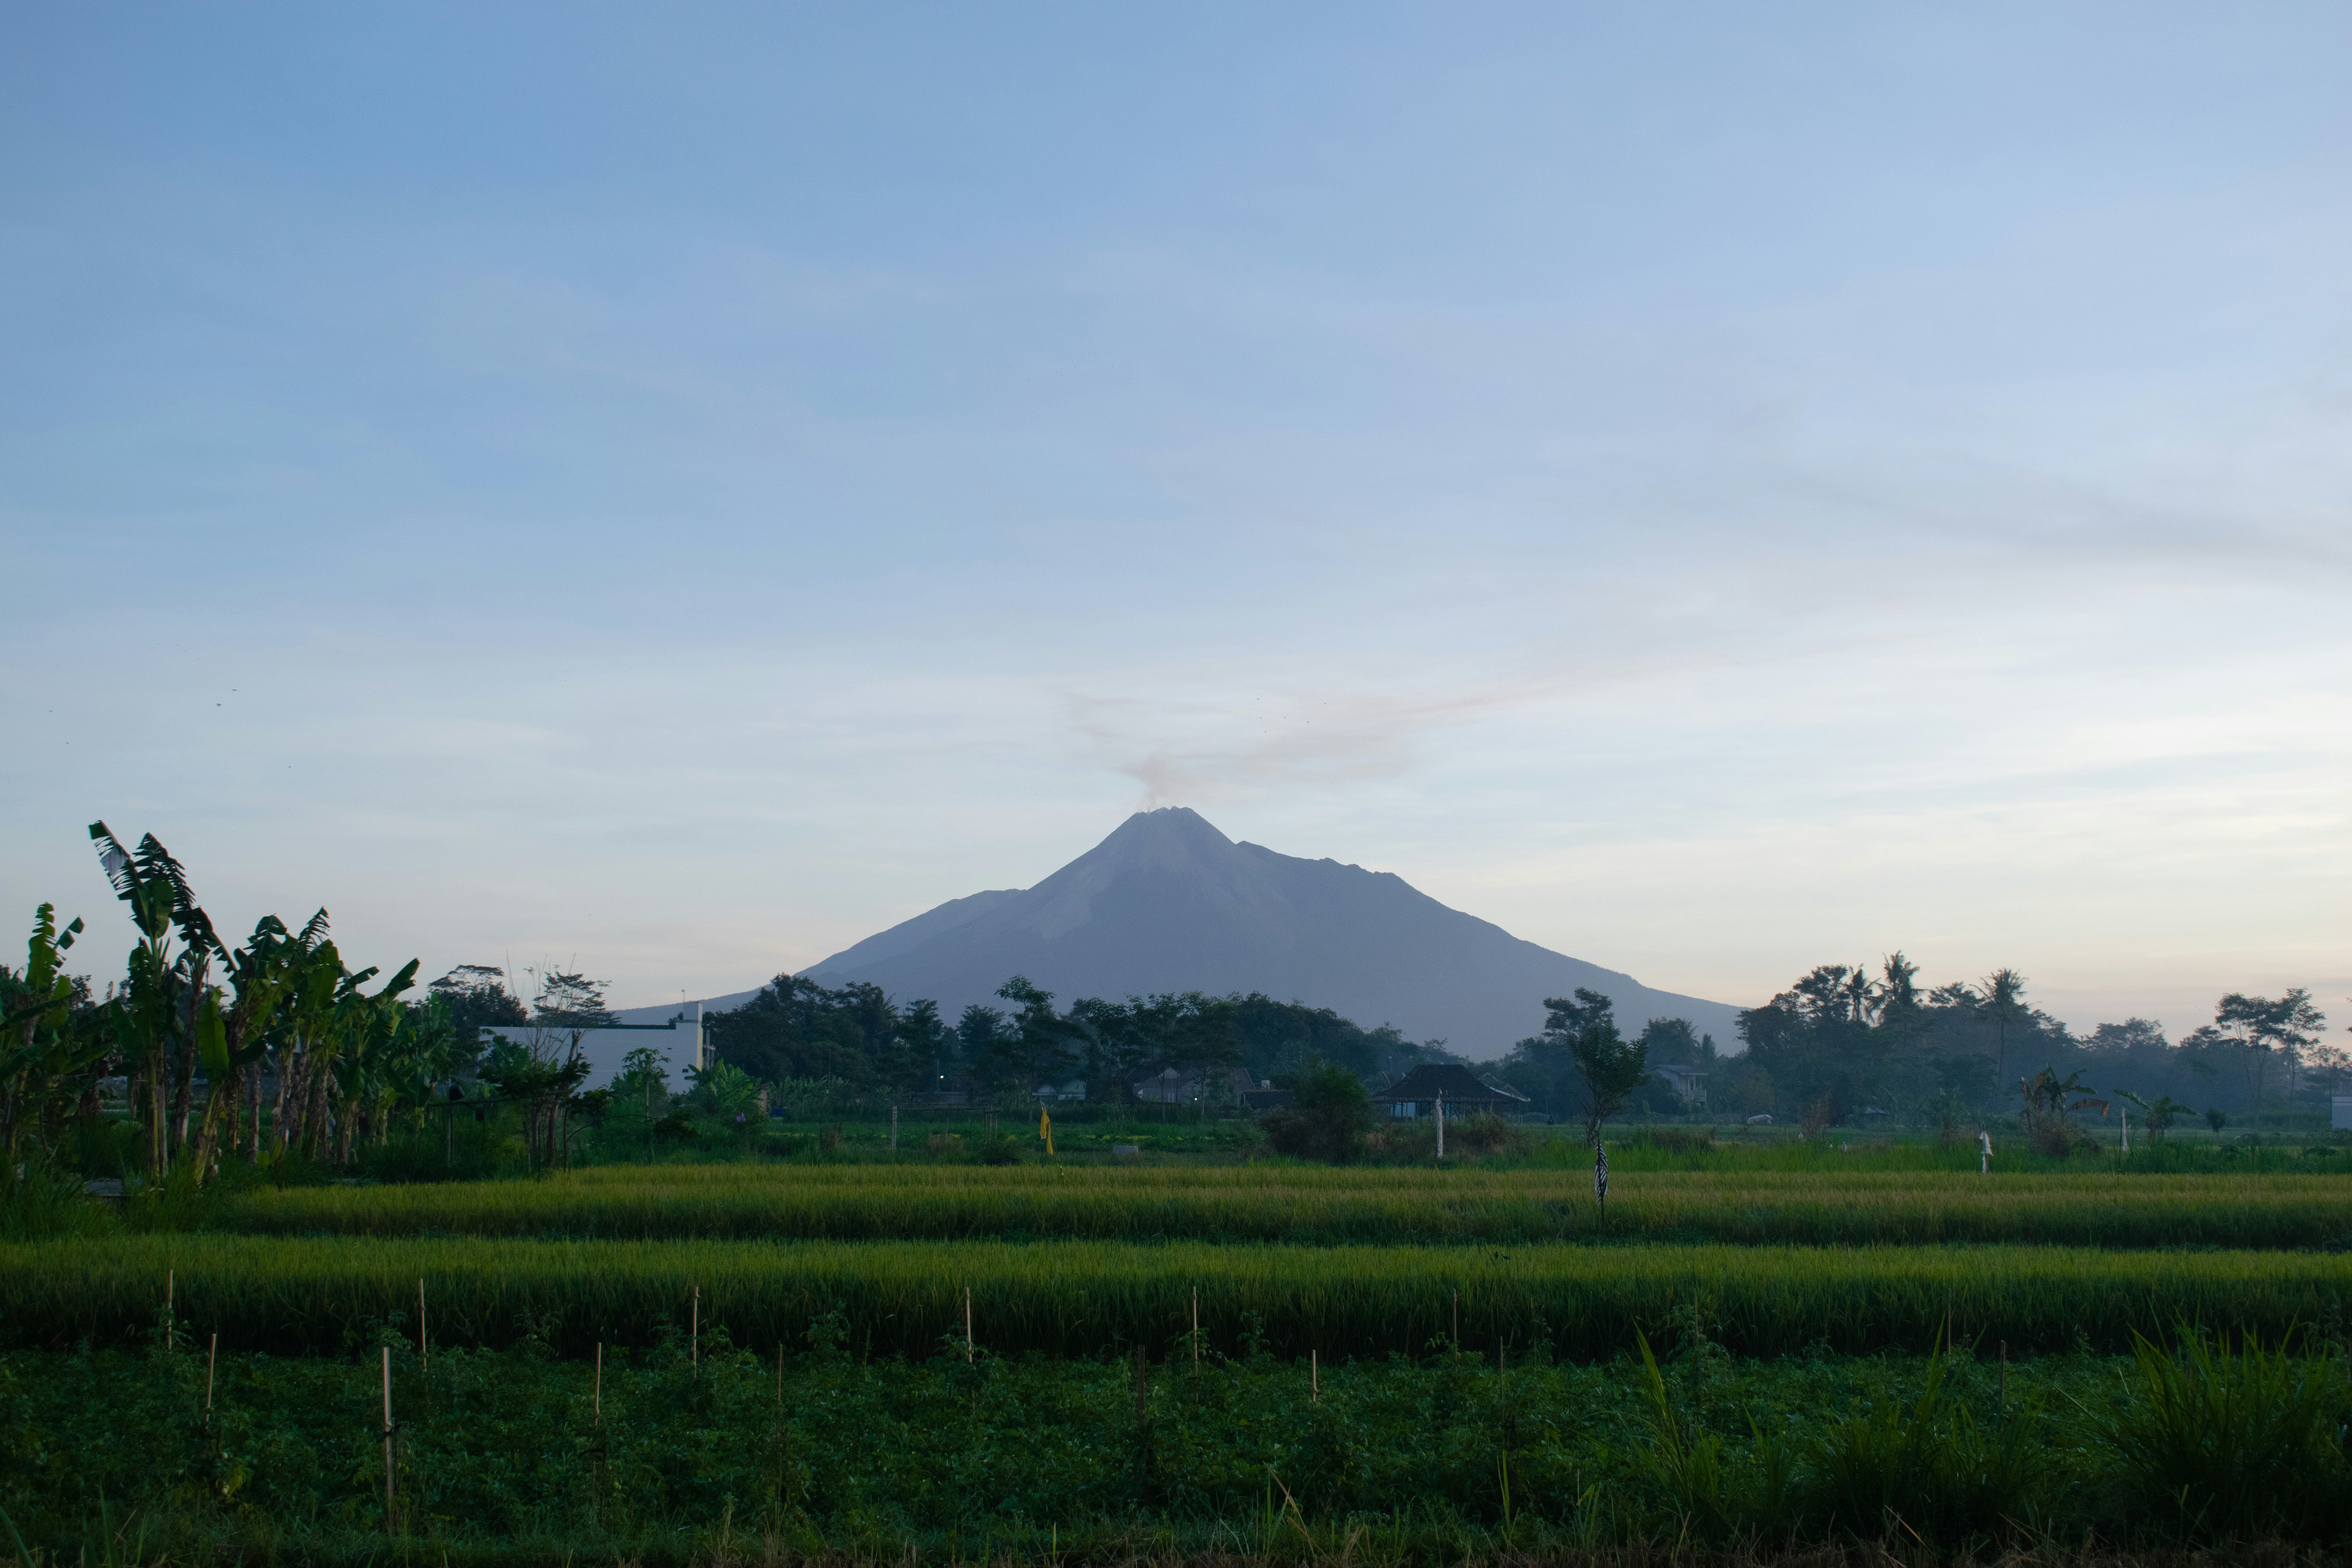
[0,903,98,1164]
[186,914,310,1180]
[89,822,200,1173]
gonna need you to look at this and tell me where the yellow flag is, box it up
[1039,1106,1053,1155]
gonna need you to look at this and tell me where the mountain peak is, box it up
[803,812,1741,1057]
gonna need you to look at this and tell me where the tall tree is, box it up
[2216,989,2326,1112]
[1978,969,2029,1092]
[1545,989,1650,1147]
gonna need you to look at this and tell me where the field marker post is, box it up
[418,1278,426,1361]
[595,1343,602,1422]
[965,1287,975,1364]
[1435,1092,1445,1160]
[381,1346,396,1526]
[692,1286,700,1374]
[1310,1348,1318,1404]
[206,1332,217,1416]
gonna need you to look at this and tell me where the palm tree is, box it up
[1979,969,2029,1093]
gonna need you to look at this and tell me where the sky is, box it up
[4,2,2348,1042]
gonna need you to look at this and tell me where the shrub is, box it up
[1262,1060,1371,1163]
[1802,1338,2045,1541]
[2100,1325,2348,1539]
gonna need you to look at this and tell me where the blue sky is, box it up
[5,3,2347,1039]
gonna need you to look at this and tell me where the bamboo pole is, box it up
[381,1347,396,1525]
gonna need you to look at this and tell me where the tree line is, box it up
[700,971,1459,1102]
[1694,955,2333,1130]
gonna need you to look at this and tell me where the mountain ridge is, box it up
[779,808,1741,1058]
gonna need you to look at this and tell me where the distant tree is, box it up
[1635,1017,1703,1064]
[427,964,528,1051]
[2087,1018,2168,1053]
[2216,989,2325,1112]
[2306,1043,2352,1100]
[708,974,879,1084]
[2205,1107,2229,1135]
[531,970,615,1034]
[879,998,949,1102]
[1979,969,2029,1091]
[612,1043,671,1116]
[956,1003,1019,1095]
[2117,1090,2191,1143]
[1262,1059,1372,1163]
[1549,989,1650,1147]
[996,976,1088,1090]
[2018,1063,2105,1157]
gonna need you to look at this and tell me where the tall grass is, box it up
[2100,1327,2347,1539]
[207,1163,2352,1249]
[5,1234,2346,1358]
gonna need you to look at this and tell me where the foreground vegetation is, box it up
[191,1162,2352,1250]
[9,1234,2348,1359]
[5,1331,2349,1564]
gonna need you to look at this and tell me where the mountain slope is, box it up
[797,808,1740,1058]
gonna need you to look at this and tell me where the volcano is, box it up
[789,808,1739,1058]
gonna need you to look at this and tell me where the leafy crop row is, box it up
[5,1235,2346,1357]
[209,1162,2352,1249]
[2,1333,2345,1564]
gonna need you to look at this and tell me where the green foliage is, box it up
[7,1233,2347,1360]
[0,1339,2341,1561]
[686,1058,761,1119]
[187,1161,2352,1247]
[1262,1060,1371,1163]
[2099,1326,2348,1538]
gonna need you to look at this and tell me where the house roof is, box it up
[1377,1063,1529,1103]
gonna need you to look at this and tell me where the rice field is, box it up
[207,1161,2352,1249]
[9,1232,2348,1358]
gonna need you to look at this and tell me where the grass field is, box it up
[13,1151,2352,1562]
[200,1161,2352,1248]
[9,1232,2349,1357]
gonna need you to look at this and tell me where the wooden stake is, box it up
[206,1332,218,1414]
[595,1341,603,1422]
[691,1285,700,1373]
[1310,1348,1318,1404]
[167,1269,175,1350]
[418,1278,427,1361]
[965,1287,974,1364]
[381,1346,396,1524]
